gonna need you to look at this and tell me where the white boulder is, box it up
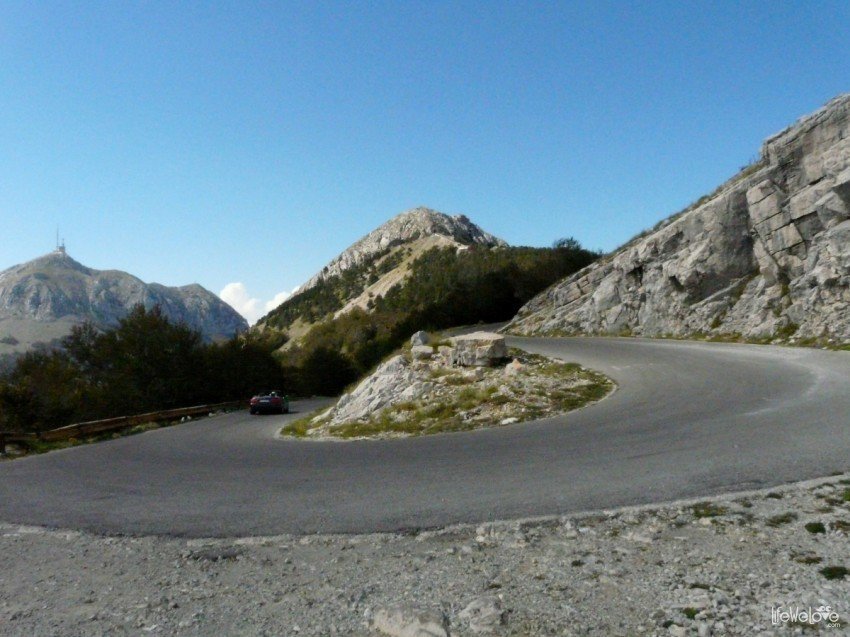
[450,332,508,367]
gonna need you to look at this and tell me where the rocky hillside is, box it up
[508,94,850,343]
[252,206,598,396]
[256,207,507,339]
[299,207,507,293]
[0,248,247,357]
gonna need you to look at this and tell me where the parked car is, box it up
[249,390,290,415]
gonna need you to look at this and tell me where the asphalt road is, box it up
[1,337,849,538]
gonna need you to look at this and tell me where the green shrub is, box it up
[690,502,727,518]
[820,566,849,580]
[766,512,798,527]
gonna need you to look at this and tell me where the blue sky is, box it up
[2,1,850,323]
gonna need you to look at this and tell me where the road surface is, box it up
[1,337,848,537]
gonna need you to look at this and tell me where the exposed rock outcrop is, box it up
[508,94,850,343]
[0,249,247,356]
[325,334,507,426]
[327,354,433,425]
[410,330,430,346]
[254,207,508,350]
[299,207,506,294]
[291,342,613,438]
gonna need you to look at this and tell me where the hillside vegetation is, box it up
[0,305,285,434]
[261,246,408,330]
[279,241,598,395]
[0,240,598,432]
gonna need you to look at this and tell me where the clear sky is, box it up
[2,1,850,323]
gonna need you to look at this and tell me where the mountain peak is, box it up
[383,207,504,244]
[0,252,248,356]
[299,207,506,293]
[10,249,91,276]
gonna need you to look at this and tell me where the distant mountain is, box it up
[0,248,248,359]
[507,93,850,344]
[256,207,508,340]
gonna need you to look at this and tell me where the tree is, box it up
[297,347,357,396]
[553,236,582,251]
[0,303,292,433]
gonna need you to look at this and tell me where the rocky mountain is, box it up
[252,207,597,396]
[0,248,248,358]
[508,93,850,344]
[299,207,507,293]
[256,207,507,339]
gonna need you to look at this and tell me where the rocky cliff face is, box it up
[299,207,506,293]
[0,250,247,355]
[508,94,850,343]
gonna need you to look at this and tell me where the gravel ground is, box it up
[2,475,849,636]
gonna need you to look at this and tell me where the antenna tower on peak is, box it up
[54,228,66,256]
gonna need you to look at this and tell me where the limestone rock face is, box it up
[0,250,247,356]
[317,334,509,428]
[326,355,433,425]
[449,332,508,366]
[299,207,506,293]
[508,94,850,343]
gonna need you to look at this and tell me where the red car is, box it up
[249,391,290,415]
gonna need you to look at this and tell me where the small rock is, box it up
[457,595,504,634]
[410,331,430,346]
[411,345,433,361]
[463,368,486,381]
[504,359,524,376]
[371,607,448,637]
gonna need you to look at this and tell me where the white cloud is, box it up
[220,283,301,326]
[265,285,300,312]
[220,282,263,325]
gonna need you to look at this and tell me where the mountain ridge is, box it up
[0,248,248,357]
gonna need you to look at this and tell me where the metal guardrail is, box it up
[0,401,243,454]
